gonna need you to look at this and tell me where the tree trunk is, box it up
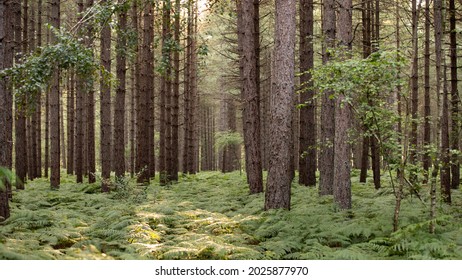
[319,0,336,195]
[409,0,419,171]
[75,0,84,183]
[114,0,127,179]
[49,0,60,189]
[265,0,296,210]
[129,0,138,178]
[334,0,352,209]
[100,0,111,190]
[28,1,37,180]
[86,0,95,184]
[237,0,263,194]
[422,0,431,181]
[67,71,75,175]
[36,0,42,178]
[60,87,66,169]
[434,0,450,202]
[159,0,171,185]
[0,0,12,219]
[14,0,26,190]
[449,0,459,189]
[170,0,181,181]
[182,2,192,174]
[136,2,153,184]
[299,0,316,187]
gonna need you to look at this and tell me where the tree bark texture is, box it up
[299,0,316,187]
[319,0,336,195]
[449,0,459,189]
[333,0,353,209]
[114,0,127,178]
[100,0,111,191]
[265,0,296,210]
[237,0,263,194]
[49,0,60,189]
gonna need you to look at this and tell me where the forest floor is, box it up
[0,171,461,260]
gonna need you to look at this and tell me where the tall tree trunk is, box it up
[334,0,352,209]
[183,0,192,174]
[86,0,95,184]
[0,0,12,219]
[114,0,127,179]
[319,0,335,195]
[159,0,171,185]
[60,87,66,169]
[435,0,450,202]
[136,2,153,184]
[449,0,459,189]
[49,0,60,189]
[15,0,26,190]
[129,0,138,178]
[100,0,111,190]
[409,0,420,172]
[299,0,316,187]
[75,0,84,183]
[28,1,37,180]
[188,1,199,174]
[67,71,75,175]
[237,0,263,194]
[36,0,42,178]
[147,3,155,180]
[422,0,431,180]
[169,0,180,181]
[370,0,381,189]
[265,0,296,210]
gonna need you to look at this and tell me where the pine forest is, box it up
[1,0,462,260]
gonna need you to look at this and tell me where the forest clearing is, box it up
[2,0,462,261]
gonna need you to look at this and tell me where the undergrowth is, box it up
[0,171,461,259]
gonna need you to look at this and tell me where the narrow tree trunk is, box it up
[435,0,450,202]
[49,0,60,189]
[422,0,431,181]
[14,0,26,190]
[86,0,95,184]
[0,0,11,219]
[319,0,336,195]
[60,87,66,169]
[265,0,296,210]
[333,0,353,209]
[130,0,138,178]
[146,3,155,179]
[299,0,316,186]
[100,0,111,190]
[28,1,37,180]
[409,0,420,170]
[36,0,42,177]
[359,0,371,184]
[114,0,127,178]
[182,4,191,174]
[449,0,459,189]
[159,0,171,185]
[170,0,181,181]
[67,71,75,175]
[136,2,153,184]
[237,0,263,194]
[75,0,84,184]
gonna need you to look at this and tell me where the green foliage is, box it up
[0,27,107,112]
[215,131,243,151]
[1,172,461,260]
[0,168,14,192]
